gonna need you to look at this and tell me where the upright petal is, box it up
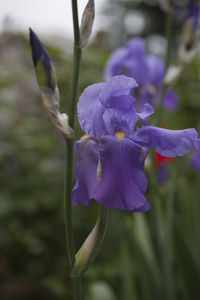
[103,47,128,81]
[77,82,106,137]
[102,94,139,135]
[125,38,150,84]
[93,135,149,212]
[146,54,164,87]
[99,75,138,105]
[126,37,146,56]
[72,138,99,206]
[132,126,197,157]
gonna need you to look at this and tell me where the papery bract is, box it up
[72,75,197,212]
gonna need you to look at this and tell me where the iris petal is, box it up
[146,54,164,87]
[93,135,149,212]
[77,82,106,137]
[136,103,154,119]
[103,94,139,135]
[103,47,128,81]
[132,126,197,157]
[99,75,138,105]
[72,138,99,206]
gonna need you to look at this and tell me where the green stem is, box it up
[72,276,82,300]
[69,0,82,129]
[64,2,82,300]
[64,137,75,270]
[71,0,80,46]
[156,2,173,126]
[68,46,82,128]
[64,1,82,271]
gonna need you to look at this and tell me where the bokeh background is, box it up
[0,0,200,299]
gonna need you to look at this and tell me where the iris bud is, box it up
[30,28,73,138]
[71,206,107,277]
[29,28,56,91]
[79,0,95,48]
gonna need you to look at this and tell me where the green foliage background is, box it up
[0,1,200,299]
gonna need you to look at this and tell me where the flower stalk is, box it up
[64,0,82,284]
[65,1,102,299]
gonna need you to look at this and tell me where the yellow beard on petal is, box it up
[80,134,90,140]
[114,131,125,142]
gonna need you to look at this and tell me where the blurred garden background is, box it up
[0,0,200,299]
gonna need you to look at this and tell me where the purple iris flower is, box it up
[190,138,200,173]
[72,75,197,212]
[104,37,179,111]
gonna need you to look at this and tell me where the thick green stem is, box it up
[72,276,82,300]
[68,46,82,128]
[64,137,75,270]
[64,1,82,271]
[71,0,80,46]
[63,3,82,300]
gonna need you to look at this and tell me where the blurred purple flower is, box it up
[190,138,200,173]
[186,0,200,33]
[72,76,197,212]
[104,37,179,111]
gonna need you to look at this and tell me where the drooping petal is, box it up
[72,138,99,206]
[93,135,150,212]
[99,75,138,105]
[132,126,197,157]
[77,82,106,137]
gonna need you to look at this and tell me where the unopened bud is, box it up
[79,0,95,48]
[30,30,73,138]
[72,205,107,277]
[29,28,56,91]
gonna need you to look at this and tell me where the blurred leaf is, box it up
[174,219,200,299]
